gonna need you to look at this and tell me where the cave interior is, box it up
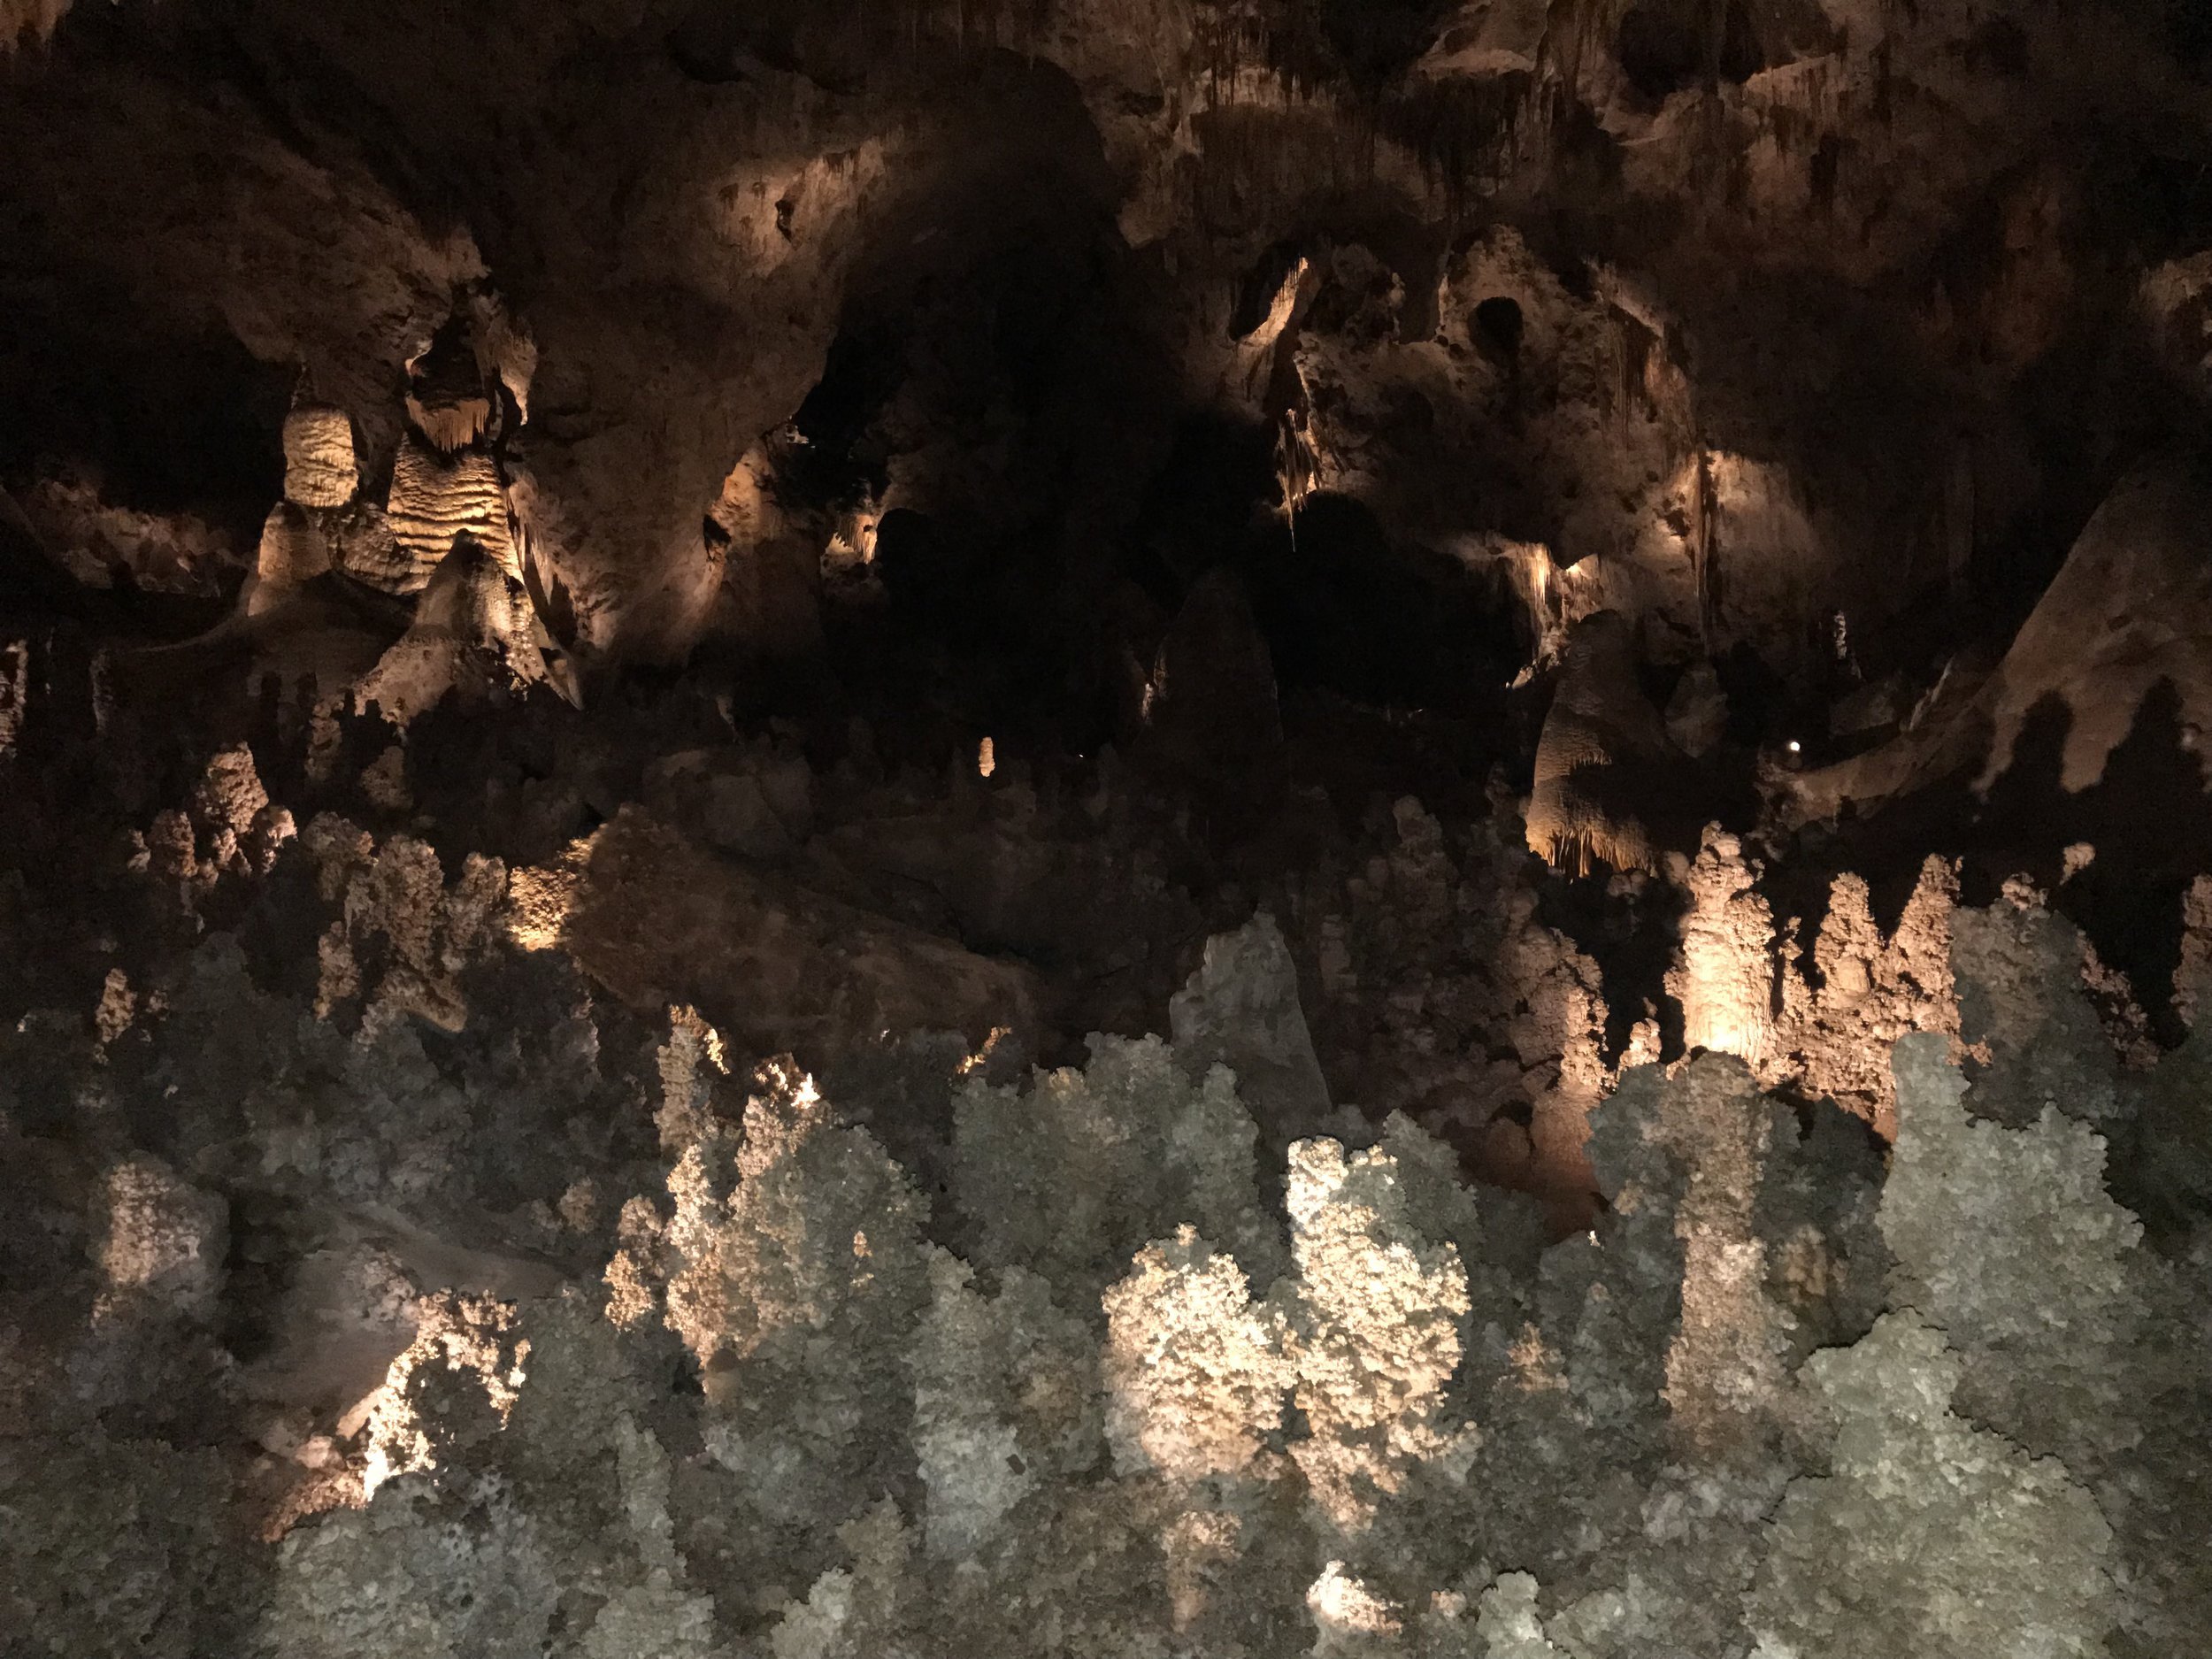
[4,2,2212,1655]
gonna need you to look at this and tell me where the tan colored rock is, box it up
[1527,613,1678,876]
[326,503,411,595]
[511,808,1041,1062]
[308,826,507,1031]
[251,504,333,615]
[403,318,494,454]
[1668,826,1776,1066]
[96,1154,225,1316]
[1102,1227,1288,1484]
[385,438,515,593]
[1788,458,2212,824]
[1748,857,1960,1139]
[354,537,566,724]
[0,0,71,50]
[282,404,358,509]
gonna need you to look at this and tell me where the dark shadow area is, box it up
[2043,680,2212,1044]
[1616,0,1764,103]
[0,289,289,546]
[1125,413,1279,599]
[1239,492,1522,713]
[1473,295,1525,357]
[1776,680,2212,1045]
[1229,241,1309,341]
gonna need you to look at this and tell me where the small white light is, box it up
[1786,740,1801,755]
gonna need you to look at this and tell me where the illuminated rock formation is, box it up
[403,317,495,457]
[1669,826,1777,1064]
[281,403,360,511]
[383,442,517,595]
[354,535,572,723]
[1527,613,1680,876]
[1787,457,2212,826]
[2,1,2210,1650]
[249,504,333,614]
[1769,860,1960,1137]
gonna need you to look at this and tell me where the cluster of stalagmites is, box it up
[4,737,2209,1657]
[240,304,573,726]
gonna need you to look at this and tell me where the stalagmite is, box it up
[281,404,359,510]
[1667,826,1776,1064]
[384,439,517,594]
[250,504,332,615]
[4,4,2211,1653]
[1769,858,1959,1136]
[353,535,559,724]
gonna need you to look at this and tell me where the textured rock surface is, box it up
[521,807,1046,1065]
[383,442,516,596]
[1169,910,1333,1150]
[1,728,2206,1655]
[282,405,359,512]
[1527,613,1682,875]
[4,1,2212,1651]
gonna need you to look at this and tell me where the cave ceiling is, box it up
[4,0,2208,677]
[8,8,2212,1655]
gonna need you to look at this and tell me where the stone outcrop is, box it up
[1527,613,1682,875]
[2,4,2211,1652]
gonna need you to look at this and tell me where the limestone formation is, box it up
[385,439,517,595]
[1527,613,1679,876]
[2177,873,2212,1028]
[1168,910,1332,1151]
[1669,826,1777,1065]
[1745,1311,2118,1659]
[354,535,568,724]
[1101,1227,1288,1484]
[281,404,359,510]
[0,0,68,50]
[324,503,411,595]
[3,3,2211,1652]
[250,503,333,613]
[404,316,495,455]
[1769,858,1960,1137]
[1663,660,1728,758]
[1788,457,2212,824]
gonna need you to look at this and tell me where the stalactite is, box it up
[1689,443,1719,650]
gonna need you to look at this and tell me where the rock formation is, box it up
[2,1,2211,1652]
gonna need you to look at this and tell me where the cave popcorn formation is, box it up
[4,0,2212,1655]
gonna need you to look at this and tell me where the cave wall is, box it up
[5,0,2208,694]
